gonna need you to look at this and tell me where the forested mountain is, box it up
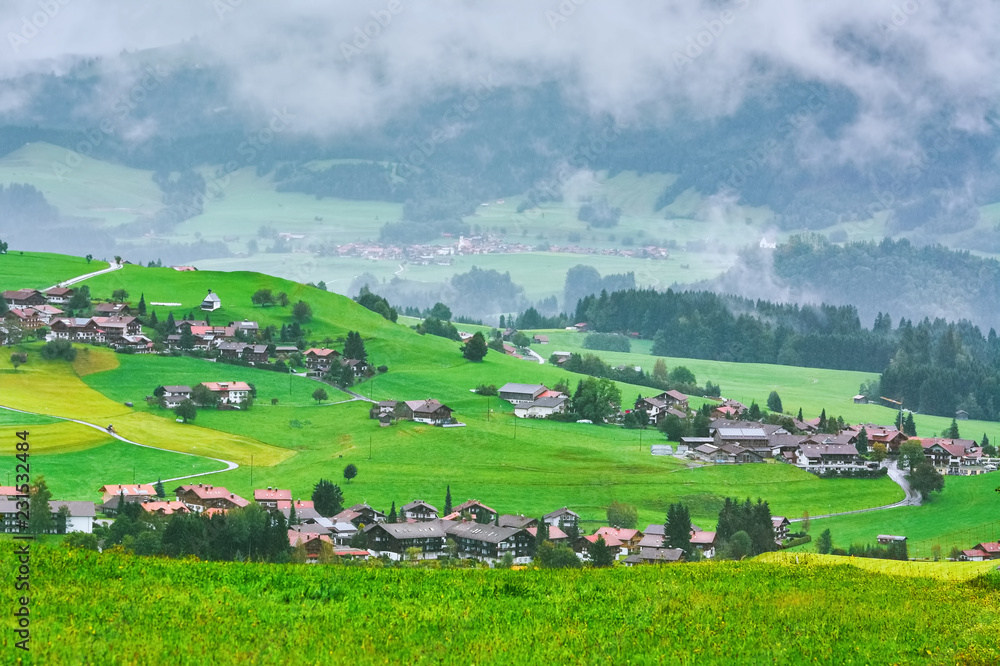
[701,235,1000,331]
[577,287,1000,422]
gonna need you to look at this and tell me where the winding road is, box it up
[0,405,238,484]
[44,259,123,290]
[789,460,921,523]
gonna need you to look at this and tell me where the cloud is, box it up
[1,0,998,162]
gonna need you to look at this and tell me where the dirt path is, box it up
[0,404,237,484]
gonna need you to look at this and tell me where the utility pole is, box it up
[250,454,254,487]
[369,435,372,461]
[288,365,292,395]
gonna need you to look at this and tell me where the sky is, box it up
[2,0,998,166]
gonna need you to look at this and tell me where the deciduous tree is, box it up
[606,500,637,529]
[312,388,329,403]
[910,462,945,500]
[461,331,488,362]
[311,479,344,517]
[343,463,358,484]
[174,399,197,423]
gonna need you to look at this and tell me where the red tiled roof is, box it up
[963,549,989,558]
[141,501,189,515]
[690,531,716,545]
[976,542,1000,553]
[202,381,252,392]
[254,488,292,502]
[175,484,249,506]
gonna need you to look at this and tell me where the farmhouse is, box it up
[447,499,498,523]
[526,524,570,543]
[43,287,73,304]
[2,289,46,308]
[338,503,386,526]
[365,520,448,560]
[288,530,337,562]
[174,484,250,512]
[92,316,142,341]
[303,347,340,375]
[543,507,580,533]
[795,443,863,472]
[772,516,791,542]
[94,303,130,316]
[254,487,292,508]
[623,547,685,566]
[400,400,454,425]
[99,484,157,502]
[201,381,252,405]
[499,514,538,529]
[4,308,42,330]
[919,438,983,473]
[499,383,547,404]
[594,526,644,555]
[401,500,439,522]
[514,394,568,419]
[49,317,104,342]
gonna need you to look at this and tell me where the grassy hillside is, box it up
[789,471,1000,560]
[0,250,108,289]
[12,542,1000,664]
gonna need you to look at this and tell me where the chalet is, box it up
[3,289,46,308]
[25,304,64,324]
[444,521,533,563]
[99,484,158,503]
[634,391,689,424]
[174,484,250,512]
[160,385,192,408]
[450,499,498,523]
[955,409,969,420]
[140,501,190,516]
[623,547,685,566]
[401,500,439,522]
[98,494,149,516]
[514,394,568,419]
[859,425,908,452]
[369,401,399,420]
[365,520,448,560]
[400,400,454,425]
[502,327,518,340]
[49,317,104,342]
[337,503,385,527]
[711,399,747,419]
[200,381,252,405]
[543,507,580,533]
[274,345,299,355]
[575,533,624,560]
[526,524,570,543]
[4,308,42,330]
[94,303,130,316]
[919,438,982,473]
[303,347,340,375]
[43,287,74,304]
[288,530,336,562]
[277,500,315,520]
[112,335,154,353]
[594,526,644,555]
[502,343,519,357]
[499,514,538,530]
[689,530,717,559]
[795,443,863,472]
[961,549,990,561]
[972,542,1000,560]
[499,383,547,404]
[232,319,259,335]
[772,516,791,542]
[877,535,908,546]
[254,487,292,508]
[216,341,247,359]
[341,358,370,378]
[532,335,549,344]
[51,501,96,533]
[92,316,141,342]
[714,427,770,452]
[243,344,269,364]
[201,289,221,311]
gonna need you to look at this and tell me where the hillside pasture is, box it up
[0,250,108,289]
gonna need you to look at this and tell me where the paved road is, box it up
[522,348,545,364]
[0,404,237,484]
[789,460,920,522]
[45,260,123,290]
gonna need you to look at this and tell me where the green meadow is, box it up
[0,250,108,289]
[14,542,1000,664]
[791,471,1000,559]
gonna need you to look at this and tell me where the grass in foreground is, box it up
[10,542,1000,664]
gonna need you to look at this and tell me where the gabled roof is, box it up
[444,521,525,544]
[595,526,641,542]
[527,525,568,540]
[690,530,716,545]
[50,501,96,518]
[663,390,688,402]
[254,488,292,502]
[499,514,537,529]
[202,381,252,392]
[371,520,449,539]
[174,484,249,506]
[161,385,192,394]
[304,347,340,358]
[141,501,189,515]
[403,399,452,414]
[499,383,546,396]
[975,542,1000,553]
[99,484,157,498]
[402,500,438,513]
[544,506,579,520]
[716,427,768,440]
[453,499,497,514]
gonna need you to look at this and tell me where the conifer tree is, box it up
[137,293,146,315]
[28,476,54,535]
[155,479,165,498]
[444,485,452,516]
[797,407,803,421]
[388,501,397,523]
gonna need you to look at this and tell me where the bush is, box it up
[582,333,631,353]
[781,535,812,549]
[40,339,77,361]
[474,384,498,396]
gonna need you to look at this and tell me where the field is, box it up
[0,345,291,467]
[10,542,1000,664]
[758,551,1000,581]
[788,471,1000,559]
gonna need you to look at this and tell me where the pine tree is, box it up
[388,501,397,523]
[903,412,917,437]
[150,310,158,328]
[535,519,550,552]
[943,418,960,439]
[818,409,827,431]
[444,485,452,515]
[155,479,165,498]
[137,293,146,315]
[797,407,803,421]
[289,502,298,526]
[747,401,762,421]
[165,311,176,333]
[665,503,692,555]
[766,391,783,413]
[856,427,869,457]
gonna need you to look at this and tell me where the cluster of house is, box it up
[155,382,253,408]
[960,541,1000,561]
[499,383,570,419]
[662,412,997,476]
[368,399,459,426]
[302,347,370,379]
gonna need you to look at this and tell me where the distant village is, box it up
[326,233,670,265]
